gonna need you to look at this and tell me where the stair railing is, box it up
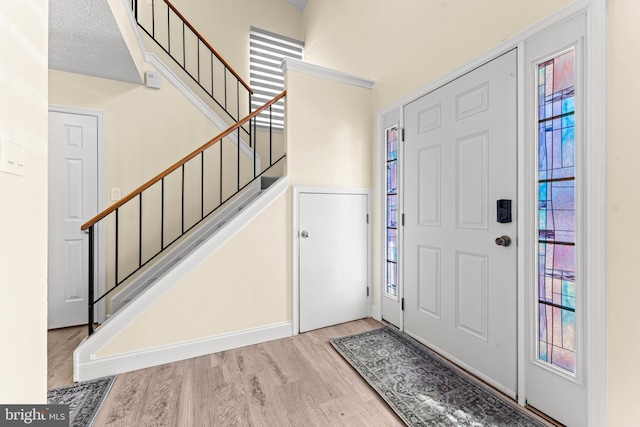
[130,0,253,123]
[82,91,286,336]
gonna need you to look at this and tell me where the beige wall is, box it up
[607,1,640,425]
[49,69,225,195]
[97,192,290,356]
[286,70,372,188]
[0,0,48,403]
[302,0,573,112]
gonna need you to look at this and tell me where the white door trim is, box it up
[291,186,372,336]
[375,1,606,424]
[48,105,107,324]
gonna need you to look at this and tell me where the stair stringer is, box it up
[74,176,290,382]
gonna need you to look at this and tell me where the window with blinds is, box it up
[250,27,304,129]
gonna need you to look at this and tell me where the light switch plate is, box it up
[0,129,25,176]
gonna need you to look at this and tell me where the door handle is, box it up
[495,235,512,247]
[300,230,310,238]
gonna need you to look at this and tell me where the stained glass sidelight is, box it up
[537,50,576,373]
[385,126,398,298]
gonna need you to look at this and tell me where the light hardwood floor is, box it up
[49,319,557,426]
[49,318,404,426]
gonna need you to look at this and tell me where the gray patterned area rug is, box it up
[330,327,545,427]
[47,376,115,427]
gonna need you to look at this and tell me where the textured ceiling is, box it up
[49,0,142,84]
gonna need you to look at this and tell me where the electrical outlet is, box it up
[111,188,122,201]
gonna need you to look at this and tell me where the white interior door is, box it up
[48,110,98,329]
[299,191,369,333]
[403,50,518,395]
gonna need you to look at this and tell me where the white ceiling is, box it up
[49,0,142,84]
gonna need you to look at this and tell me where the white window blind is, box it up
[250,27,304,129]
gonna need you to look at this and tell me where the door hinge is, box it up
[366,213,369,224]
[367,287,370,297]
[401,213,405,226]
[401,128,405,142]
[401,298,404,310]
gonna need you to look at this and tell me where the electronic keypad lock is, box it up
[496,199,512,223]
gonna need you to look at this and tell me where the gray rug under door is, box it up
[330,326,546,427]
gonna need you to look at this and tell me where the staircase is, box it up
[109,176,280,313]
[80,0,288,336]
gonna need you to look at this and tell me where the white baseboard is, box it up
[74,321,292,382]
[370,305,381,321]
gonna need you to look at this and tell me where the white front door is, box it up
[403,50,518,395]
[48,110,98,329]
[298,191,369,333]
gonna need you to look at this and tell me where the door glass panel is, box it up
[536,49,576,374]
[385,126,398,298]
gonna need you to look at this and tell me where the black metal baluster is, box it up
[88,225,95,336]
[161,177,165,249]
[182,22,186,68]
[253,116,257,179]
[167,4,170,55]
[115,208,119,286]
[219,139,223,205]
[224,69,228,111]
[151,0,155,39]
[210,53,214,97]
[201,151,204,220]
[181,165,185,234]
[197,40,201,85]
[139,193,143,268]
[237,82,240,122]
[237,128,241,192]
[249,92,253,148]
[270,105,273,165]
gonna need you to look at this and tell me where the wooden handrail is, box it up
[81,91,286,230]
[164,0,253,95]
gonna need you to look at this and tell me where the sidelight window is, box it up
[385,126,399,299]
[536,49,576,373]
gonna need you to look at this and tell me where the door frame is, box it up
[48,105,107,324]
[292,186,372,336]
[374,1,606,424]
